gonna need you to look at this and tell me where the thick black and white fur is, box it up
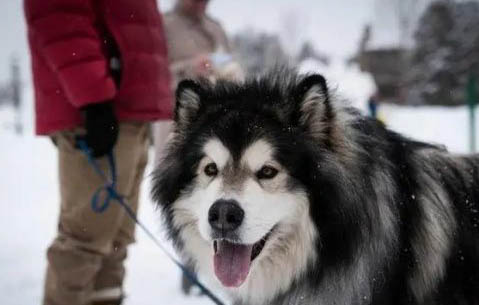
[152,70,479,305]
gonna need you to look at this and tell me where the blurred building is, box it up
[356,0,479,106]
[353,0,428,105]
[358,44,408,104]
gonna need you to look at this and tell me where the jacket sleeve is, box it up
[24,0,116,108]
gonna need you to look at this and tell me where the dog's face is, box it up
[153,73,332,294]
[180,136,310,287]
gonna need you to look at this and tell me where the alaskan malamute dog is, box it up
[152,71,479,305]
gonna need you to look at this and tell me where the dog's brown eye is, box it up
[204,162,218,177]
[257,165,278,180]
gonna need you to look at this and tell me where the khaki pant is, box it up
[151,120,173,166]
[43,122,149,305]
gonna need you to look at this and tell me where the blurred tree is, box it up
[372,0,428,49]
[232,29,290,76]
[396,0,421,47]
[0,57,23,134]
[0,85,9,106]
[406,0,479,105]
[296,41,329,66]
[279,9,307,56]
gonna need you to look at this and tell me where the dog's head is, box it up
[153,72,337,292]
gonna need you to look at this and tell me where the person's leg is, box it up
[43,122,149,305]
[152,120,173,166]
[92,122,149,303]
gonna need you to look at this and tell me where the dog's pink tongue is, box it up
[214,240,253,287]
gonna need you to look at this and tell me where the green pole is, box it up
[468,74,478,153]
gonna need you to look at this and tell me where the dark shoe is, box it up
[181,272,205,296]
[181,272,194,295]
[91,299,122,305]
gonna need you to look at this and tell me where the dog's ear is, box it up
[175,79,203,128]
[294,74,332,140]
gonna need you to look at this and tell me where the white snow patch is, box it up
[299,57,376,111]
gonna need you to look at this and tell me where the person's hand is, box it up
[78,101,119,158]
[192,54,213,78]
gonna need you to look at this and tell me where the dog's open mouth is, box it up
[212,231,272,287]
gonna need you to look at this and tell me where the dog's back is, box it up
[424,152,479,304]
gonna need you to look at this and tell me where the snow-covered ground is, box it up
[381,104,475,154]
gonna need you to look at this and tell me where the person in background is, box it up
[24,1,172,304]
[368,94,378,118]
[152,0,244,294]
[153,0,244,165]
[165,0,244,85]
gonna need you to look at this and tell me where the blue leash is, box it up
[76,140,226,305]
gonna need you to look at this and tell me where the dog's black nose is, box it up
[208,199,244,232]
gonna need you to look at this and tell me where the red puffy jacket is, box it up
[25,0,172,135]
